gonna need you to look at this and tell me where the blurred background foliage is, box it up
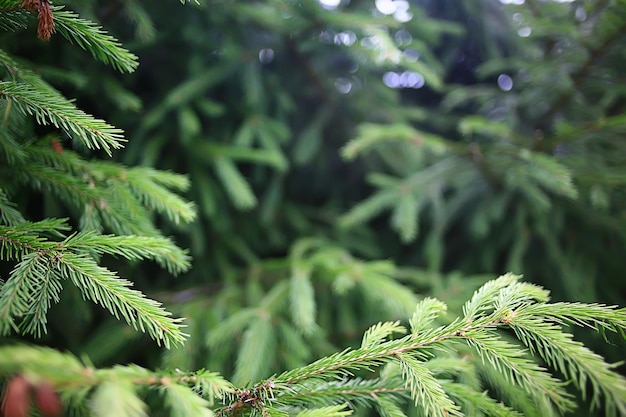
[2,0,626,413]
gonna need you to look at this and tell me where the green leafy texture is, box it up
[11,144,196,234]
[375,395,409,417]
[121,167,196,224]
[190,370,235,405]
[206,308,259,348]
[0,345,230,413]
[274,377,406,409]
[18,254,62,336]
[443,382,524,417]
[213,157,257,210]
[0,189,25,225]
[232,314,276,385]
[13,160,101,206]
[409,297,447,334]
[163,383,214,417]
[0,81,126,155]
[509,306,626,415]
[61,232,191,275]
[0,8,27,31]
[341,124,449,161]
[297,403,353,417]
[0,223,190,340]
[91,382,148,417]
[57,252,186,348]
[361,321,407,348]
[0,252,51,335]
[463,273,522,320]
[476,360,550,417]
[397,353,461,417]
[391,194,419,243]
[2,278,626,417]
[290,265,317,335]
[356,269,418,318]
[51,6,139,73]
[0,218,69,260]
[464,328,574,413]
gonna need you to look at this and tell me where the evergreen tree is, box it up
[1,1,626,417]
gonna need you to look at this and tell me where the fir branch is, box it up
[509,308,626,415]
[274,377,407,409]
[361,321,407,348]
[162,383,214,417]
[99,182,161,236]
[0,218,69,260]
[464,328,575,413]
[0,345,231,399]
[0,251,49,335]
[0,81,126,155]
[463,273,522,320]
[91,382,148,417]
[14,161,102,206]
[290,265,316,335]
[0,345,85,377]
[122,167,196,225]
[443,382,524,417]
[213,157,257,210]
[0,8,27,31]
[409,297,447,334]
[57,252,186,347]
[18,256,62,337]
[375,395,408,417]
[396,353,461,417]
[190,370,235,404]
[206,308,259,348]
[476,361,550,417]
[232,315,276,385]
[0,189,25,225]
[521,302,626,333]
[51,6,139,73]
[61,232,191,275]
[296,403,352,417]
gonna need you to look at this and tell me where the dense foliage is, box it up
[1,0,626,416]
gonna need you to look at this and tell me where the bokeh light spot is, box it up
[497,74,514,91]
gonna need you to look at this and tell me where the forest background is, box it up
[1,0,626,416]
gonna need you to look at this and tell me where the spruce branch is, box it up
[463,328,574,413]
[443,382,524,417]
[361,321,407,348]
[61,232,191,275]
[0,189,25,225]
[57,252,186,348]
[510,308,626,415]
[267,276,626,416]
[91,381,148,417]
[2,277,626,417]
[0,218,69,260]
[51,6,139,73]
[289,265,316,335]
[162,383,214,417]
[1,224,191,343]
[121,167,196,225]
[397,353,461,417]
[0,81,126,155]
[0,251,50,335]
[296,403,352,417]
[375,395,409,417]
[273,377,407,409]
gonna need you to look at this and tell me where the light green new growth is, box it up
[2,275,625,417]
